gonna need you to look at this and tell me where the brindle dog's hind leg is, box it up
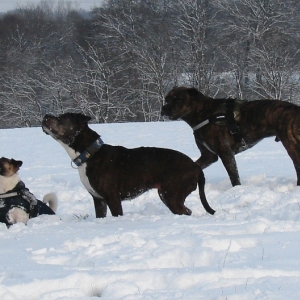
[280,138,300,186]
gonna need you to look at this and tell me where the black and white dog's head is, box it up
[42,113,91,145]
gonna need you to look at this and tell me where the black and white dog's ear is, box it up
[77,114,91,123]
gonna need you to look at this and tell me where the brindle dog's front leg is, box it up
[195,142,219,169]
[219,151,241,186]
[92,195,108,218]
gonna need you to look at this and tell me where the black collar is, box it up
[73,136,104,167]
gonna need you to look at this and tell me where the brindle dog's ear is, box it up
[188,87,205,100]
[188,87,201,96]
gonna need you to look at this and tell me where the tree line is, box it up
[0,0,299,128]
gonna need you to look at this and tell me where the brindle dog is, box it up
[161,86,300,186]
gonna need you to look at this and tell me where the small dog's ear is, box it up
[11,159,23,168]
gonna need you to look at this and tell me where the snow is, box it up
[1,120,300,299]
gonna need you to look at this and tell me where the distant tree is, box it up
[170,0,222,96]
[90,0,175,121]
[0,0,300,128]
[216,0,300,100]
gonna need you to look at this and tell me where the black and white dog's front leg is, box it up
[106,192,123,217]
[92,195,108,218]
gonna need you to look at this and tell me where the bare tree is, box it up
[216,0,300,100]
[171,0,221,96]
[91,0,175,121]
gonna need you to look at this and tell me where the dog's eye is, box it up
[173,96,183,102]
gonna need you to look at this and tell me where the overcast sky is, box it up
[0,0,101,13]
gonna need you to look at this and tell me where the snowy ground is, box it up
[1,121,300,300]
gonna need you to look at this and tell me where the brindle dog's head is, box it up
[42,113,91,145]
[0,157,23,177]
[161,86,205,120]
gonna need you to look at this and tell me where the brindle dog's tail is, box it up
[197,166,215,215]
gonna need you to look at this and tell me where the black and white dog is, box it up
[0,157,58,226]
[42,113,215,218]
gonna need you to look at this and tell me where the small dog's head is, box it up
[161,87,204,120]
[42,113,91,145]
[0,157,23,177]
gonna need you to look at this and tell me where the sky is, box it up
[1,120,300,299]
[0,0,101,13]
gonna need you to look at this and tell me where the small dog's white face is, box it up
[0,157,22,194]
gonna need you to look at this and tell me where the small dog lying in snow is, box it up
[0,157,58,226]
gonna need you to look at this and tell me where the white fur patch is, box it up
[59,141,102,198]
[0,173,21,194]
[6,207,29,224]
[43,192,58,212]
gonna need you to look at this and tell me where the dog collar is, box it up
[73,136,104,167]
[193,114,226,131]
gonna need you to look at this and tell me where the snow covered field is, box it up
[1,120,300,300]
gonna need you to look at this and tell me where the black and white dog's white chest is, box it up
[60,141,102,198]
[78,164,102,198]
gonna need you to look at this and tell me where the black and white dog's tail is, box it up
[197,166,215,215]
[43,192,58,212]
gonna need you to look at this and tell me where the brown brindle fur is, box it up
[161,86,300,186]
[42,113,215,217]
